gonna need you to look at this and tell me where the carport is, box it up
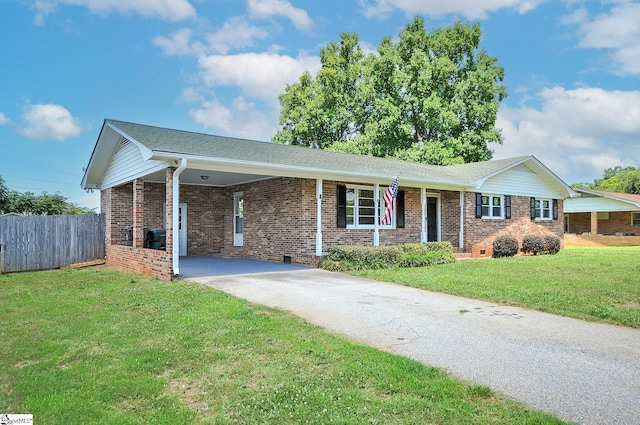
[179,256,311,278]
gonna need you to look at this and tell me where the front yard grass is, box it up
[0,266,569,424]
[355,246,640,328]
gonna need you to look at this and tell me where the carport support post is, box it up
[315,179,323,257]
[590,211,598,236]
[133,178,145,248]
[421,188,427,243]
[374,183,380,246]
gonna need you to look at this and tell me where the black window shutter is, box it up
[505,195,511,219]
[396,190,405,228]
[337,185,347,228]
[553,199,559,220]
[530,197,536,220]
[475,193,483,218]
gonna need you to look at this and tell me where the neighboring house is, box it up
[564,189,640,236]
[81,119,575,280]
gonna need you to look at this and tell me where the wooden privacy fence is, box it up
[0,214,105,273]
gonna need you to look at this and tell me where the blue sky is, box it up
[1,0,639,210]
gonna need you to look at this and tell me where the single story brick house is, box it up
[81,119,575,280]
[564,188,640,236]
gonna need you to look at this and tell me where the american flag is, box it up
[380,177,399,225]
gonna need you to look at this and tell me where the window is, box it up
[633,213,640,226]
[346,186,393,228]
[338,185,401,229]
[481,195,503,219]
[534,199,552,220]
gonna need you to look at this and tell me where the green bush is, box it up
[521,234,561,255]
[319,242,456,271]
[492,234,519,258]
[543,235,561,254]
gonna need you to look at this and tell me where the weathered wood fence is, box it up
[0,214,105,273]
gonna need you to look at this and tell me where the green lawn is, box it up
[0,266,569,424]
[355,246,640,328]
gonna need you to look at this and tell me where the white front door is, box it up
[233,192,243,247]
[178,203,187,256]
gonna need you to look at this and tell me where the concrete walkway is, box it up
[190,269,640,425]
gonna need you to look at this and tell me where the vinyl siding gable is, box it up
[479,164,564,198]
[101,137,169,189]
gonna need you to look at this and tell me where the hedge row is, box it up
[493,234,561,258]
[319,242,456,271]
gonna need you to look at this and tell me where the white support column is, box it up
[374,183,380,246]
[172,158,187,276]
[315,179,323,257]
[421,187,427,243]
[459,191,465,250]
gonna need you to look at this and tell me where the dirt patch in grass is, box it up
[564,234,640,247]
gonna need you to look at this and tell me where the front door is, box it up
[426,196,438,242]
[233,192,244,247]
[178,203,187,256]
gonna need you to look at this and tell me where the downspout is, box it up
[173,158,187,276]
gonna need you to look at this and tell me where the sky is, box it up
[1,0,639,211]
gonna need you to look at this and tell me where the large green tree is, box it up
[572,166,640,194]
[274,17,507,165]
[0,175,94,215]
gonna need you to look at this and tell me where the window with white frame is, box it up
[633,212,640,226]
[481,195,503,219]
[534,199,552,220]
[346,185,394,229]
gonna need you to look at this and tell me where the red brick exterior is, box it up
[102,175,567,279]
[566,211,640,235]
[463,192,564,257]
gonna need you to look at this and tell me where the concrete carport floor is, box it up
[188,267,640,425]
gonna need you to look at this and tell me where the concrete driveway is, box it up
[190,268,640,425]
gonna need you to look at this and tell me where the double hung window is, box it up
[481,195,503,219]
[346,186,393,229]
[534,199,552,220]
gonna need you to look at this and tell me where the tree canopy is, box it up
[0,175,95,215]
[274,16,507,165]
[572,166,640,194]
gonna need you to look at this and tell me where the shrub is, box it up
[492,234,519,258]
[521,234,561,255]
[543,235,561,254]
[521,235,545,255]
[319,242,456,271]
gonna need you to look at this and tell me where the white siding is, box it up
[479,164,564,198]
[101,138,169,189]
[564,196,640,213]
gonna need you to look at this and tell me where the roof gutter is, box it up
[172,158,187,276]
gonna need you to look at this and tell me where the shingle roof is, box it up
[576,189,640,206]
[106,119,530,188]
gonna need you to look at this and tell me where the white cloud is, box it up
[493,86,640,184]
[190,97,278,141]
[197,52,321,104]
[205,17,270,54]
[0,112,9,125]
[572,2,640,75]
[154,28,202,56]
[359,0,544,20]
[247,0,313,31]
[18,103,88,141]
[32,0,196,24]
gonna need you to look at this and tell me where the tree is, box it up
[274,17,507,165]
[573,166,640,194]
[0,175,95,215]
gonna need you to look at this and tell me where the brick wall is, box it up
[105,244,173,281]
[567,211,640,235]
[464,193,564,257]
